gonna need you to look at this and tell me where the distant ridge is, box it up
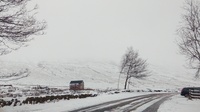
[0,60,199,90]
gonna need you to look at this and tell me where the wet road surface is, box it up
[69,93,175,112]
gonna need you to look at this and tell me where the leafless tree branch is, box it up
[120,47,149,89]
[177,0,200,78]
[0,0,46,55]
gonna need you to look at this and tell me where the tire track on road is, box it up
[69,93,173,112]
[141,94,174,112]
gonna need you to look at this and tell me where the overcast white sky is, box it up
[1,0,188,70]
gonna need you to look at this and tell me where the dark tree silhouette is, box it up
[0,0,46,55]
[120,47,149,89]
[177,0,200,78]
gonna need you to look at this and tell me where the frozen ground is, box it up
[158,94,200,112]
[1,92,199,112]
[0,60,200,111]
[0,60,199,91]
[0,92,149,112]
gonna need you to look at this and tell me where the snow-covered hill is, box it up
[0,60,199,90]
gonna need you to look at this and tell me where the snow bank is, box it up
[158,95,200,112]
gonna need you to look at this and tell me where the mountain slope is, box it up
[0,60,199,90]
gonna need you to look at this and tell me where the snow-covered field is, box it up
[0,60,200,111]
[0,92,149,112]
[0,60,199,90]
[1,92,199,112]
[158,95,200,112]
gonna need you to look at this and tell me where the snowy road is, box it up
[70,93,174,112]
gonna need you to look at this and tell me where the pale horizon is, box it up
[0,0,189,72]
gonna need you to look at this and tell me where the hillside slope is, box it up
[0,60,199,90]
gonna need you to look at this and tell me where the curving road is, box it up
[69,93,175,112]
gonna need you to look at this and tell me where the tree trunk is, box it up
[124,74,129,89]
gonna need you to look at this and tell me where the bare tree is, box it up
[0,0,46,55]
[177,0,200,78]
[120,47,149,89]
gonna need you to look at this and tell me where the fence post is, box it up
[188,89,192,100]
